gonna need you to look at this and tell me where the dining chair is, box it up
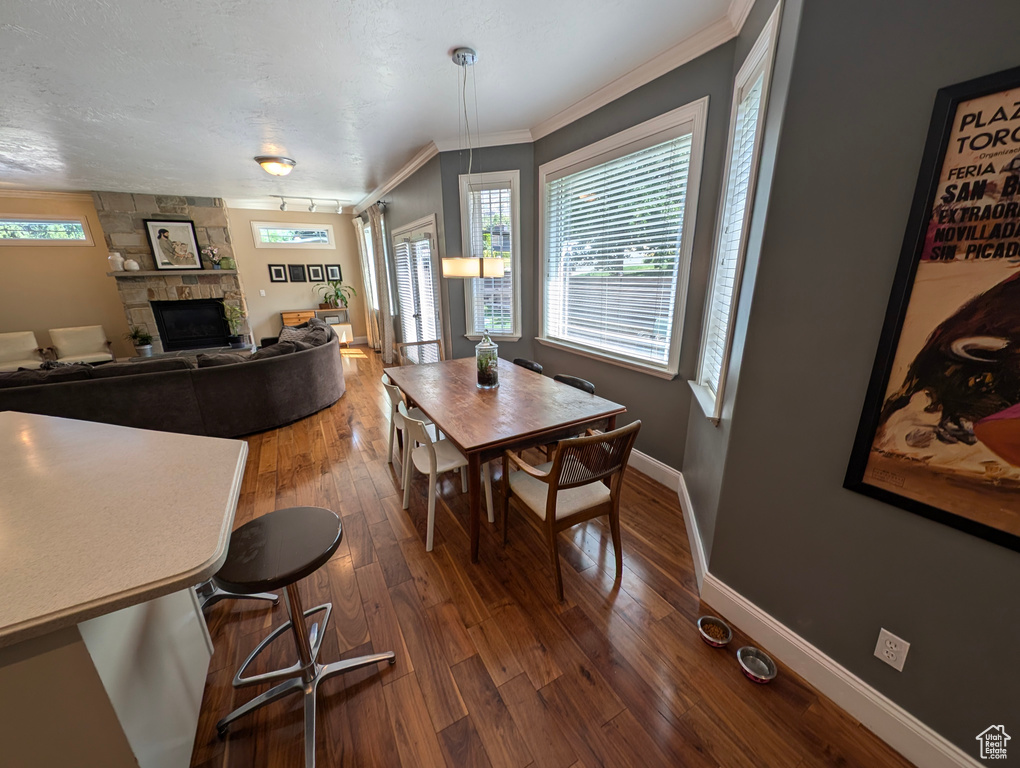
[0,331,47,371]
[501,420,641,601]
[553,374,595,394]
[48,325,115,365]
[381,374,435,487]
[397,339,443,366]
[513,358,543,374]
[401,415,493,552]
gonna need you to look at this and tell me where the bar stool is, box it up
[214,506,395,767]
[194,579,278,610]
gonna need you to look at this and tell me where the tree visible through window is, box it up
[0,219,87,241]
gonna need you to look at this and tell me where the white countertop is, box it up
[0,412,248,647]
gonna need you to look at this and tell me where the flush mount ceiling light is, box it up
[255,155,296,176]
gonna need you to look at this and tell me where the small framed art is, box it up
[145,219,202,270]
[325,264,342,281]
[268,264,287,282]
[307,264,325,282]
[288,264,307,282]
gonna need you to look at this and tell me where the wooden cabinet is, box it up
[280,310,317,327]
[280,309,354,347]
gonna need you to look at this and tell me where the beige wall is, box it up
[225,208,366,344]
[0,192,133,357]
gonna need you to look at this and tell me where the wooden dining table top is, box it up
[383,357,626,456]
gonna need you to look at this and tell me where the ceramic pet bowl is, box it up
[697,616,732,648]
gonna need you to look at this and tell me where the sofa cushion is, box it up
[0,365,93,389]
[196,353,248,368]
[278,325,308,343]
[91,358,196,378]
[250,341,298,360]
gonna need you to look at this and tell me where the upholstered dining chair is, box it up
[0,331,47,371]
[512,358,543,374]
[553,374,595,394]
[502,420,641,601]
[402,415,493,552]
[48,325,114,365]
[381,374,435,488]
[396,339,443,366]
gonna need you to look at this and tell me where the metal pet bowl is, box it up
[696,616,732,648]
[737,646,777,683]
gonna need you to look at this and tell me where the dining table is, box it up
[383,356,627,562]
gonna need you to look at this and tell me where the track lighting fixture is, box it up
[278,196,288,211]
[335,200,343,214]
[308,199,317,213]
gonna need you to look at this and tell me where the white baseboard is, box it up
[629,448,680,492]
[672,469,979,768]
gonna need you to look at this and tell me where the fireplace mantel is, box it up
[107,270,238,278]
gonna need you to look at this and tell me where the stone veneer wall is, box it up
[92,192,248,353]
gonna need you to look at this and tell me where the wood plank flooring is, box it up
[190,346,915,768]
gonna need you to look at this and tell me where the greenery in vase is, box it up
[315,280,356,308]
[124,326,153,346]
[222,302,245,335]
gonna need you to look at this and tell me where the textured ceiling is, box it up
[0,0,731,204]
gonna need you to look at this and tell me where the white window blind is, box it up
[700,74,764,395]
[544,133,693,372]
[461,171,520,339]
[694,6,778,420]
[392,218,442,363]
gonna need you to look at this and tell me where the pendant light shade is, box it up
[442,257,503,278]
[255,156,296,176]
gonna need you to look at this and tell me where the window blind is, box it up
[466,184,514,335]
[393,231,442,363]
[544,134,693,368]
[701,72,765,396]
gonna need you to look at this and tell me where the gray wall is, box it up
[698,0,1020,754]
[439,144,537,361]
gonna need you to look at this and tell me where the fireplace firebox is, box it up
[151,299,230,351]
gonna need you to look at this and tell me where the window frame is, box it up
[537,97,709,379]
[0,214,94,246]
[250,220,335,249]
[390,214,445,353]
[691,6,781,423]
[459,169,522,342]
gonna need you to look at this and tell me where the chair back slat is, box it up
[401,414,433,448]
[550,421,640,490]
[397,340,443,366]
[553,374,595,394]
[513,358,543,374]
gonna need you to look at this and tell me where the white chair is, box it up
[0,331,46,371]
[502,421,641,601]
[48,325,114,364]
[396,339,443,366]
[381,375,435,486]
[401,415,493,552]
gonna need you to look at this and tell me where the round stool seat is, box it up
[214,506,342,594]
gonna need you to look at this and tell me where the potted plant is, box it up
[222,303,247,349]
[315,280,356,310]
[201,246,223,269]
[125,326,153,357]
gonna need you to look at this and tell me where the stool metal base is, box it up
[196,580,279,611]
[216,582,395,768]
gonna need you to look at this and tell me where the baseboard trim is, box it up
[675,472,708,592]
[628,449,680,492]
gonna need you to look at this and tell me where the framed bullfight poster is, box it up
[846,65,1020,551]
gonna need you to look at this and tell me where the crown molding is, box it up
[531,14,739,140]
[0,189,95,202]
[354,141,439,215]
[433,129,535,152]
[727,0,757,30]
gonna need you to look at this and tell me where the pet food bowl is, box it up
[696,616,732,648]
[737,646,777,683]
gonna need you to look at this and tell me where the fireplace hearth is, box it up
[151,299,230,351]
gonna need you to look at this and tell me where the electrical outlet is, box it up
[874,628,910,671]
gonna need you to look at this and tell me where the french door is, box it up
[392,215,443,363]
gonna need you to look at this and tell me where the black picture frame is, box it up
[325,264,342,282]
[845,65,1020,552]
[145,219,203,270]
[268,264,287,282]
[288,264,307,283]
[307,264,325,282]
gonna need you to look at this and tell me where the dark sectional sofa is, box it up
[0,324,345,438]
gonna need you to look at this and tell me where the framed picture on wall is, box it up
[145,219,202,270]
[325,264,343,281]
[307,264,325,282]
[845,65,1020,552]
[288,264,307,283]
[268,264,287,282]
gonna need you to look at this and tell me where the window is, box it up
[693,7,780,422]
[250,221,335,249]
[460,170,521,340]
[0,216,92,245]
[539,99,708,378]
[392,215,443,362]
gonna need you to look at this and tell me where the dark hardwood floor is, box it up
[190,345,915,768]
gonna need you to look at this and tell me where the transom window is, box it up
[539,99,707,378]
[251,221,335,249]
[460,170,521,340]
[0,217,92,245]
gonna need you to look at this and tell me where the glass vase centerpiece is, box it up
[475,331,498,389]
